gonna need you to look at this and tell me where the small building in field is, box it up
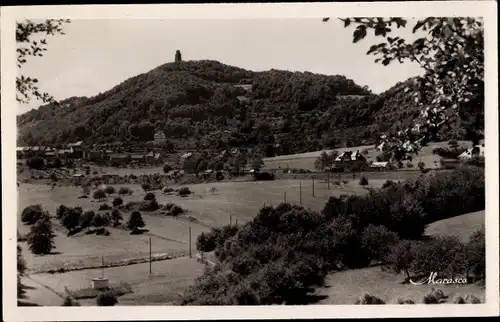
[88,150,103,162]
[109,153,130,166]
[334,150,367,171]
[458,144,485,160]
[370,161,391,170]
[130,154,145,163]
[68,141,87,159]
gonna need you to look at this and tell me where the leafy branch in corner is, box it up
[325,17,484,160]
[16,19,71,104]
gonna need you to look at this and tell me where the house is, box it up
[334,150,367,170]
[458,144,485,160]
[370,161,392,170]
[109,153,130,165]
[130,154,145,163]
[88,150,103,162]
[153,130,166,145]
[67,141,87,159]
[45,151,56,159]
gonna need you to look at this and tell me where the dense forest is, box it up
[17,60,466,156]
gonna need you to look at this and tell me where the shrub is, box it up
[163,163,174,173]
[127,211,145,230]
[104,185,116,195]
[411,236,467,279]
[27,216,56,255]
[98,204,111,211]
[171,205,184,216]
[112,197,123,208]
[141,183,151,192]
[118,187,132,195]
[96,291,118,306]
[53,158,63,168]
[355,293,385,304]
[163,202,174,210]
[21,205,44,225]
[452,295,466,304]
[253,172,275,181]
[359,176,368,186]
[93,189,106,200]
[139,200,160,211]
[216,171,224,181]
[61,209,81,231]
[26,157,45,170]
[417,161,425,171]
[111,209,123,226]
[466,226,485,280]
[178,187,192,196]
[465,294,481,304]
[196,224,239,253]
[161,186,175,194]
[144,192,156,201]
[448,139,459,147]
[91,214,108,228]
[79,211,96,229]
[361,225,400,262]
[56,205,70,220]
[422,288,446,304]
[381,180,394,189]
[62,296,80,306]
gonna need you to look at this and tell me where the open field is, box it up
[263,140,473,171]
[23,256,205,306]
[317,211,485,304]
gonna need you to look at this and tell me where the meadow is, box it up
[263,141,472,171]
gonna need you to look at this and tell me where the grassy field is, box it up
[263,140,472,171]
[23,256,205,306]
[317,211,485,304]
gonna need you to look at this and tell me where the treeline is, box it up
[182,165,485,305]
[18,60,468,154]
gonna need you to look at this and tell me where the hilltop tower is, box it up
[175,50,182,63]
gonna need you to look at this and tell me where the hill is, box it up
[17,60,463,155]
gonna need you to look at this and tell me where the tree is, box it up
[27,215,56,255]
[314,151,336,171]
[21,205,44,225]
[61,210,81,230]
[104,185,116,196]
[91,214,108,228]
[112,197,124,208]
[359,176,369,187]
[80,211,96,229]
[251,154,264,172]
[111,209,123,227]
[331,17,484,159]
[361,225,400,262]
[127,211,145,230]
[16,19,71,104]
[93,189,106,200]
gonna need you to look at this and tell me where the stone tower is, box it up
[175,50,182,63]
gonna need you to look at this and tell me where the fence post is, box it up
[284,191,287,203]
[312,176,315,197]
[230,215,232,226]
[149,237,152,274]
[327,172,330,190]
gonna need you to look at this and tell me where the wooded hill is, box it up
[17,60,465,156]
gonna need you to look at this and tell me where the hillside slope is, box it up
[17,60,460,155]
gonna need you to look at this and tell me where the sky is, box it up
[18,18,425,114]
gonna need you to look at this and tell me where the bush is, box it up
[93,189,106,200]
[112,197,124,208]
[355,293,385,304]
[163,163,174,173]
[466,227,485,280]
[118,187,132,195]
[361,224,400,262]
[62,296,80,306]
[61,209,81,231]
[127,211,145,230]
[422,288,446,304]
[27,215,56,255]
[91,214,109,228]
[196,224,239,253]
[96,291,118,306]
[385,240,421,281]
[417,161,425,171]
[448,139,459,147]
[104,185,116,195]
[26,157,45,170]
[161,186,175,194]
[144,192,156,201]
[171,205,184,216]
[56,205,70,220]
[381,180,395,189]
[216,171,224,181]
[465,294,481,304]
[359,176,368,186]
[21,205,45,225]
[253,172,275,181]
[111,209,123,226]
[79,211,96,229]
[178,187,192,196]
[141,183,151,192]
[98,204,111,211]
[139,200,160,211]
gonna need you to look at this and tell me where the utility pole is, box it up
[327,172,330,190]
[101,256,104,278]
[312,176,315,197]
[284,191,287,203]
[230,215,232,226]
[299,182,302,204]
[188,227,192,258]
[149,237,152,274]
